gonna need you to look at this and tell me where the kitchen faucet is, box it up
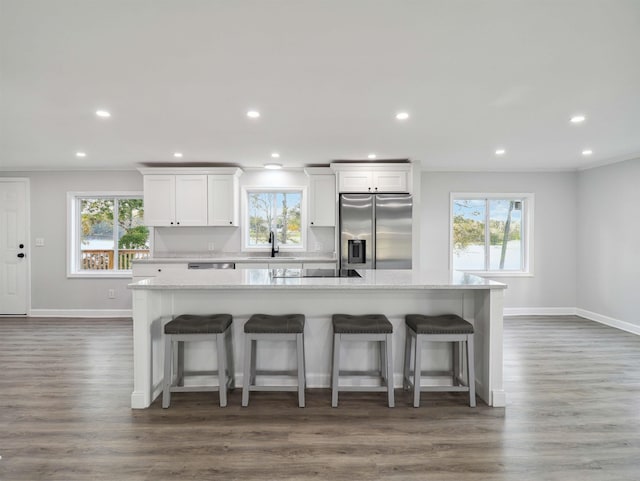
[268,230,279,257]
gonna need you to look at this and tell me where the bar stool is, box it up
[242,314,306,408]
[331,314,394,408]
[403,314,476,407]
[162,314,234,408]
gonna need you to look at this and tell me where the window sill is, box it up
[68,271,132,279]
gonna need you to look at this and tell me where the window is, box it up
[244,189,304,250]
[451,193,534,276]
[68,192,150,277]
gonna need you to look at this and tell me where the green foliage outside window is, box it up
[248,191,302,246]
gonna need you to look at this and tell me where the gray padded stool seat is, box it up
[163,314,234,408]
[242,314,306,408]
[331,314,394,408]
[403,314,476,408]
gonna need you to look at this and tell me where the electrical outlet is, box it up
[108,289,116,299]
[35,238,45,247]
[208,242,215,251]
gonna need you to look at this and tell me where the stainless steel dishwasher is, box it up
[187,262,236,270]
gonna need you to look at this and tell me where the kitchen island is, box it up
[128,269,507,408]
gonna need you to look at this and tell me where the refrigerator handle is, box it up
[372,198,376,268]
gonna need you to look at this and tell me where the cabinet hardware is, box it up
[17,253,25,258]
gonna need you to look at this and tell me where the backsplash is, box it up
[153,225,335,256]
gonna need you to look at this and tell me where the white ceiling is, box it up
[1,0,639,172]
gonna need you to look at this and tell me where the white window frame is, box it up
[67,191,150,278]
[449,192,534,277]
[241,186,307,252]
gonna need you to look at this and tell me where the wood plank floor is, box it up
[1,316,639,480]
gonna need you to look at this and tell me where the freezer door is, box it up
[340,194,374,269]
[375,194,412,269]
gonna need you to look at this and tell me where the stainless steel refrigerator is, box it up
[339,193,412,270]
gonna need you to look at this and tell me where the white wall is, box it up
[0,170,143,311]
[577,158,639,327]
[421,171,578,310]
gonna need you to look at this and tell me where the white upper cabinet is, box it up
[207,171,241,226]
[372,170,408,192]
[145,174,208,226]
[142,168,247,227]
[143,175,176,226]
[174,175,208,225]
[337,171,373,193]
[306,171,336,227]
[332,163,412,194]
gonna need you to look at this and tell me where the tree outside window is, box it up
[78,196,150,271]
[247,191,302,247]
[452,197,526,272]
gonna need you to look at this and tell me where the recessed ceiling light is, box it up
[247,110,261,119]
[570,115,586,123]
[582,149,593,156]
[173,152,183,158]
[495,149,506,155]
[264,163,282,170]
[395,112,409,120]
[368,153,377,159]
[75,152,87,158]
[95,110,111,118]
[271,152,280,158]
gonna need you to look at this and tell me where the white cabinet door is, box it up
[309,175,336,226]
[175,175,208,226]
[373,170,408,192]
[143,175,176,226]
[144,175,207,226]
[208,175,238,226]
[338,171,373,193]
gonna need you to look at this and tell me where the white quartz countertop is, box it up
[128,269,507,290]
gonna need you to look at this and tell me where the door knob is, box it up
[17,253,25,258]
[19,244,24,249]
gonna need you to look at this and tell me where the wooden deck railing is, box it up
[81,249,150,270]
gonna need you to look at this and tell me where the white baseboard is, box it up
[504,307,577,316]
[30,309,132,318]
[576,308,640,336]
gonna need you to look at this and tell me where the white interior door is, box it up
[0,179,28,315]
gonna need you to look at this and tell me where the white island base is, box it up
[129,269,506,409]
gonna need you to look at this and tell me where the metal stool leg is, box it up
[225,327,235,389]
[217,332,227,407]
[403,329,411,390]
[242,334,252,407]
[412,333,422,408]
[296,332,305,408]
[467,334,476,408]
[385,333,394,408]
[162,335,173,408]
[379,339,387,384]
[331,333,340,407]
